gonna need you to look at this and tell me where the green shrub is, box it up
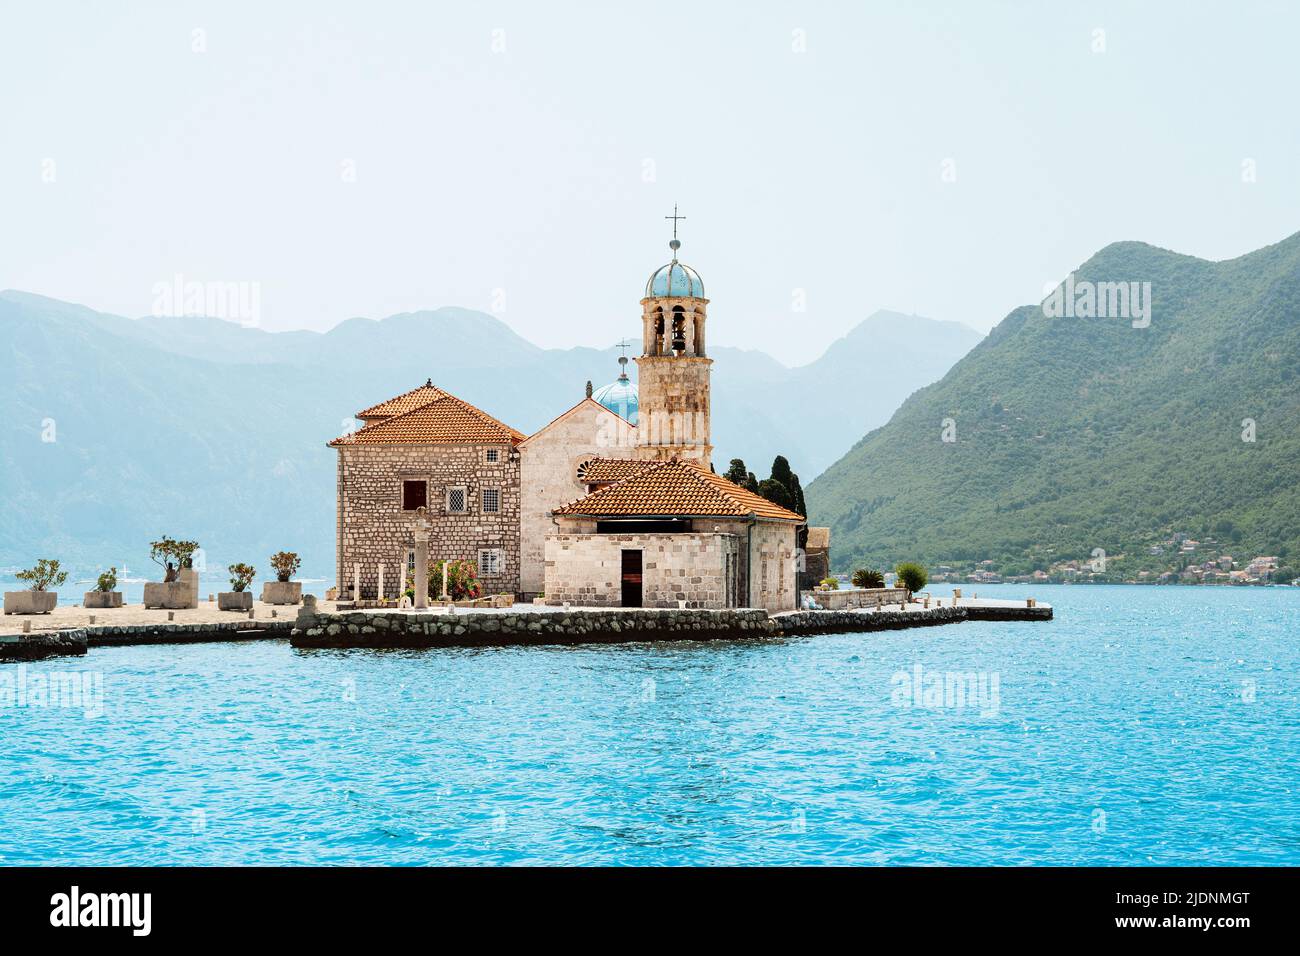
[16,559,68,592]
[851,567,885,589]
[227,563,256,592]
[818,577,839,590]
[894,562,929,593]
[96,567,118,592]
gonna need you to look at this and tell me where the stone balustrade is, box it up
[810,587,910,610]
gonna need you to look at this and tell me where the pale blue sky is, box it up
[2,0,1297,363]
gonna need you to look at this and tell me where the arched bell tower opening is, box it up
[634,206,713,466]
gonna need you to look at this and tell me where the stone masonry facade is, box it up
[336,443,520,598]
[544,532,741,608]
[518,400,636,598]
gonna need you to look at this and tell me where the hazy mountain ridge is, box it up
[0,293,979,572]
[807,231,1300,578]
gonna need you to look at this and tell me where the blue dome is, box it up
[645,260,705,298]
[592,371,638,425]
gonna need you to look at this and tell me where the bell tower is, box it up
[635,206,712,466]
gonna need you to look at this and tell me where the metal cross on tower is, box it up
[664,204,686,240]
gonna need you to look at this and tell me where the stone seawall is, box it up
[290,602,1052,649]
[963,604,1053,622]
[292,607,773,648]
[772,606,968,634]
[85,620,294,647]
[0,630,88,661]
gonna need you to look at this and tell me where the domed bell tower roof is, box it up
[645,206,705,298]
[591,348,638,425]
[646,242,705,298]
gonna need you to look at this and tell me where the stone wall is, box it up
[710,519,799,613]
[544,532,739,608]
[293,606,773,648]
[771,605,968,634]
[518,400,637,598]
[289,603,1043,649]
[337,443,521,598]
[633,355,713,466]
[812,587,910,610]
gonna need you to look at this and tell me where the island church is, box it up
[329,221,804,612]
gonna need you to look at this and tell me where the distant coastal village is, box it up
[927,537,1294,587]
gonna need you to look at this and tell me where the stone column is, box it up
[413,507,431,610]
[683,313,696,356]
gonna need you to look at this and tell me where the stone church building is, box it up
[329,224,805,612]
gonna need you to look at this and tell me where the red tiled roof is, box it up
[355,381,447,420]
[576,457,656,483]
[553,458,804,521]
[331,391,525,446]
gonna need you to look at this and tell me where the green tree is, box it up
[894,561,929,594]
[768,455,806,516]
[757,478,794,511]
[724,458,749,485]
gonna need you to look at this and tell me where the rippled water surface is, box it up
[2,585,1297,865]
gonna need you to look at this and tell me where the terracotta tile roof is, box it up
[331,391,525,446]
[355,380,447,420]
[553,458,805,521]
[576,457,656,483]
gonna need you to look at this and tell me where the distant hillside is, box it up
[807,231,1300,578]
[0,294,977,574]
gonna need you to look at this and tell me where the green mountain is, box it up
[807,232,1300,578]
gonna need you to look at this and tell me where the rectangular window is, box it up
[481,487,501,513]
[401,479,427,511]
[478,548,502,575]
[485,448,500,463]
[446,486,467,513]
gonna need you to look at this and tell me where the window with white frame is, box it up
[478,548,503,576]
[485,448,500,463]
[481,487,501,513]
[446,486,467,514]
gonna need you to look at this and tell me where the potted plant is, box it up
[851,567,885,590]
[262,551,303,605]
[894,561,929,600]
[84,566,123,609]
[816,577,839,591]
[4,559,67,614]
[143,537,201,609]
[219,563,256,611]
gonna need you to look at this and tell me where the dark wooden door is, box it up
[621,550,643,608]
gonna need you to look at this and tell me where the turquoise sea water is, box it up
[2,585,1297,865]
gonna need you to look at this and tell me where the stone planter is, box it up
[179,567,200,603]
[261,581,302,605]
[143,581,198,609]
[83,591,123,609]
[4,591,58,614]
[218,591,253,611]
